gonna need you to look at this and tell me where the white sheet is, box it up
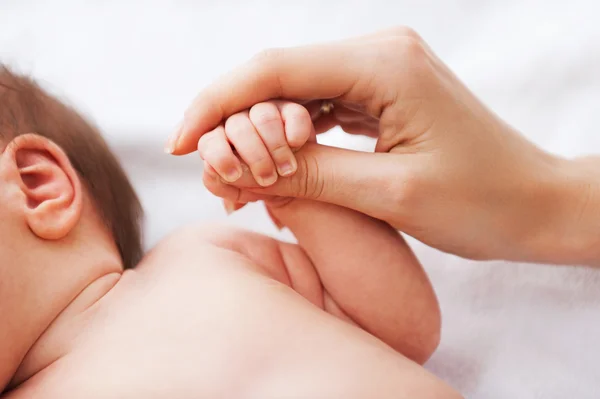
[2,1,600,397]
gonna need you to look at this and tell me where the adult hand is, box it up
[168,27,599,265]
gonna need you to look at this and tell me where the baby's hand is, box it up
[198,100,314,187]
[200,100,315,216]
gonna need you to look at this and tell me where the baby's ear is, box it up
[6,134,82,240]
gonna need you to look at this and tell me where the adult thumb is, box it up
[238,143,401,222]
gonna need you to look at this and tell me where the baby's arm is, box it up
[203,198,440,364]
[199,101,440,364]
[269,199,440,364]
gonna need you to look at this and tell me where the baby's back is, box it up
[6,232,455,399]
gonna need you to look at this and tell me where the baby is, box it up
[0,66,460,398]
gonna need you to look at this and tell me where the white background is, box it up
[2,1,600,397]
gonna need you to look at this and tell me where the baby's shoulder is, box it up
[156,223,236,249]
[135,223,277,274]
[150,223,271,255]
[134,223,298,290]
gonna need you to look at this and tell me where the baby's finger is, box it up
[205,166,247,214]
[225,111,278,187]
[203,162,268,205]
[197,125,242,183]
[277,101,314,147]
[249,102,297,177]
[203,161,241,202]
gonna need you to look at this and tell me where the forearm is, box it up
[526,156,600,266]
[268,199,440,362]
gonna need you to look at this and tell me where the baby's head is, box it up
[0,65,143,269]
[0,66,143,390]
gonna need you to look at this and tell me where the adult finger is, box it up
[307,101,379,137]
[170,43,361,155]
[227,143,407,225]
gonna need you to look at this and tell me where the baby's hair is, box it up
[0,65,143,269]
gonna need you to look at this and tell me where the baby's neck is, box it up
[3,264,123,393]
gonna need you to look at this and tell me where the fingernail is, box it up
[223,167,242,183]
[277,159,297,176]
[224,200,235,215]
[257,171,278,187]
[164,121,184,154]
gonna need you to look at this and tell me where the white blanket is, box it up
[2,1,600,397]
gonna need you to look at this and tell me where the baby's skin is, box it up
[5,102,460,399]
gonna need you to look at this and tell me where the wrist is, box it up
[525,156,600,266]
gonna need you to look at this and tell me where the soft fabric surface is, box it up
[2,1,600,397]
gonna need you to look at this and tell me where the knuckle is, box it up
[242,145,270,165]
[197,132,218,154]
[249,48,285,97]
[224,112,247,126]
[224,115,250,139]
[290,154,325,200]
[283,103,309,122]
[385,35,425,62]
[375,35,428,89]
[252,47,285,67]
[390,25,422,41]
[249,103,281,127]
[401,36,426,61]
